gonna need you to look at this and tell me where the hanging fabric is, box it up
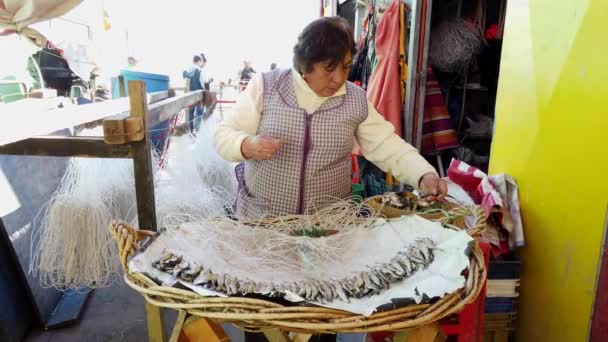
[366,0,403,137]
[348,1,376,89]
[421,68,459,154]
[0,0,83,46]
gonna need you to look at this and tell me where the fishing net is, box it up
[30,120,236,290]
[429,18,484,73]
[125,199,476,315]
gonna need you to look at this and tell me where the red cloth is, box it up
[447,159,510,255]
[485,24,499,40]
[366,0,403,137]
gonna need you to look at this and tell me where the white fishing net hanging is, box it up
[30,127,138,290]
[155,120,236,226]
[30,119,237,290]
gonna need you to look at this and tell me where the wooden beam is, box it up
[145,302,165,342]
[146,91,203,128]
[0,97,131,147]
[0,136,132,158]
[128,81,158,232]
[148,90,173,104]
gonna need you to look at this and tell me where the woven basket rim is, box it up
[110,205,487,333]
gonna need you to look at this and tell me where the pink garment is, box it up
[366,0,402,137]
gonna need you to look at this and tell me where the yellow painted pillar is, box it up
[490,0,608,341]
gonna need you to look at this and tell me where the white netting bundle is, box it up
[30,145,137,289]
[30,118,236,290]
[429,18,484,73]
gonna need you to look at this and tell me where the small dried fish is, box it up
[227,276,238,294]
[335,282,350,302]
[309,282,320,300]
[362,272,380,291]
[215,274,226,291]
[317,281,329,299]
[354,274,365,288]
[382,192,406,208]
[172,260,190,277]
[367,269,382,288]
[179,265,201,282]
[297,283,307,297]
[248,282,257,294]
[240,281,252,294]
[304,282,313,299]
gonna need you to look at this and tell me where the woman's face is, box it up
[303,53,352,97]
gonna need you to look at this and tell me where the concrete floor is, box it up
[24,280,245,342]
[24,280,364,342]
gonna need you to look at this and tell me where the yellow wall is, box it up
[490,0,608,340]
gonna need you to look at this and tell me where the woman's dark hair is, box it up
[200,53,207,63]
[293,16,356,74]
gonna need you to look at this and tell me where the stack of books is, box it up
[483,255,520,342]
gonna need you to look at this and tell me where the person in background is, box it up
[239,60,256,82]
[199,53,214,90]
[270,63,277,70]
[183,54,205,132]
[238,60,256,92]
[127,56,137,69]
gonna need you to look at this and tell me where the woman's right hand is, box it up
[241,135,281,160]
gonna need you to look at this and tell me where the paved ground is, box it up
[24,280,364,342]
[24,280,245,342]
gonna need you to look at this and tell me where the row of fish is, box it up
[151,238,435,303]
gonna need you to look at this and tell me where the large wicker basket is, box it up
[110,206,486,334]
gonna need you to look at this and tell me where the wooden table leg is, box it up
[263,329,291,342]
[292,333,312,342]
[146,302,165,342]
[169,311,187,342]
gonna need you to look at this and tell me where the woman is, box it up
[214,16,447,219]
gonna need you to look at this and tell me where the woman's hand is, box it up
[241,135,281,160]
[419,173,448,201]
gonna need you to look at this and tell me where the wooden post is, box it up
[128,80,158,232]
[118,75,127,97]
[145,302,165,342]
[130,80,163,342]
[263,330,291,342]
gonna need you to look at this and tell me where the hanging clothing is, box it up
[421,68,459,154]
[366,0,403,138]
[348,2,375,89]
